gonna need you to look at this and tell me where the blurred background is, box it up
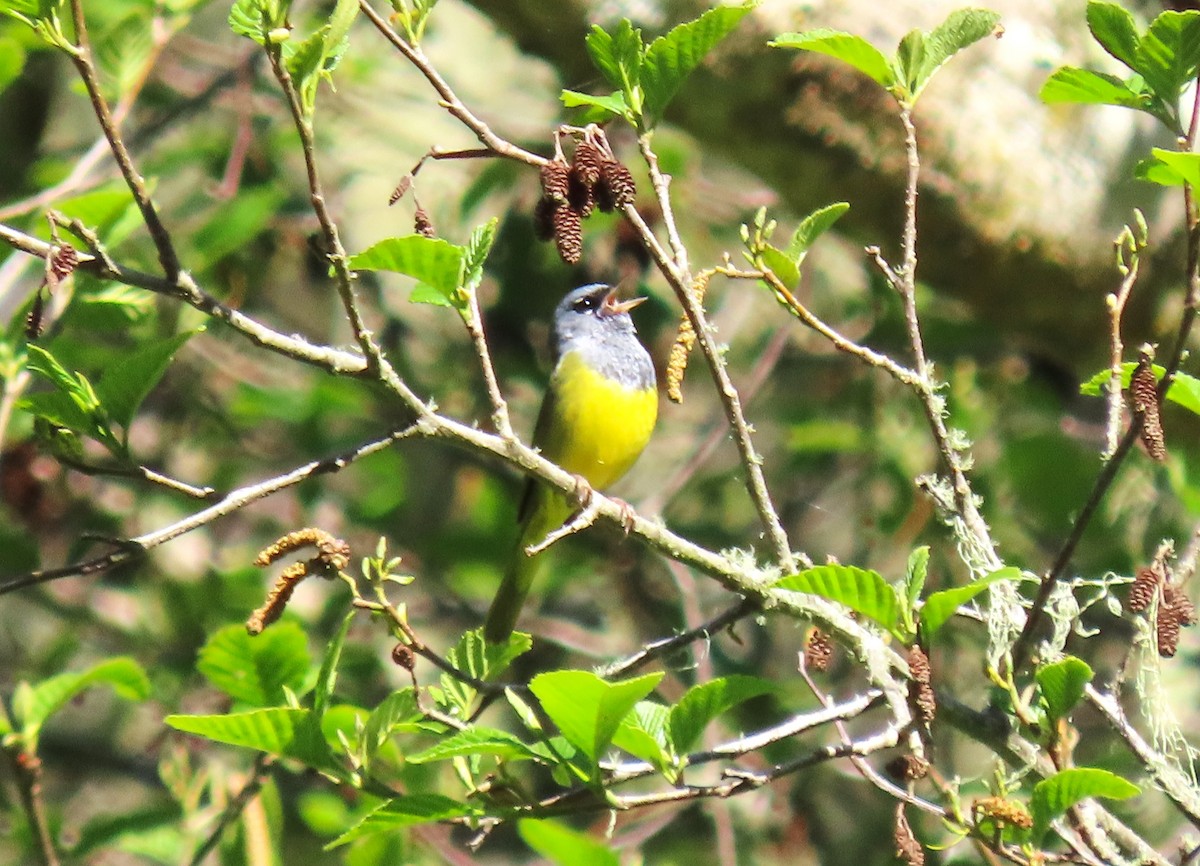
[1,0,1196,862]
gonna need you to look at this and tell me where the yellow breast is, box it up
[541,350,658,491]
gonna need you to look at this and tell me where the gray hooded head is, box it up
[552,283,655,390]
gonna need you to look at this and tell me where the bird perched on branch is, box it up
[483,283,657,642]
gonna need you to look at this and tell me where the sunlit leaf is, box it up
[919,567,1022,640]
[774,564,901,635]
[1030,768,1139,839]
[329,795,482,846]
[529,670,662,763]
[405,727,543,764]
[1040,67,1145,108]
[196,623,310,708]
[1087,0,1140,68]
[668,675,775,754]
[519,819,619,866]
[1036,657,1094,723]
[770,29,895,88]
[15,657,149,749]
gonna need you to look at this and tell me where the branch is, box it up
[3,747,59,866]
[187,754,274,866]
[66,0,180,279]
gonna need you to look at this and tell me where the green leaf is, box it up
[1030,768,1139,839]
[1036,657,1094,723]
[668,675,775,754]
[1087,0,1140,68]
[1039,66,1145,109]
[774,564,900,635]
[909,8,1001,100]
[1079,362,1200,416]
[287,28,327,114]
[529,670,663,763]
[611,701,673,772]
[228,0,284,44]
[759,244,799,288]
[893,28,926,98]
[920,567,1022,640]
[23,345,117,451]
[313,612,354,721]
[640,3,756,125]
[585,19,644,98]
[165,708,337,770]
[406,727,543,764]
[349,235,465,305]
[770,29,895,89]
[518,819,619,866]
[904,546,930,612]
[94,330,197,432]
[462,217,498,293]
[361,689,425,758]
[15,657,149,749]
[786,201,850,259]
[439,628,532,714]
[1136,147,1200,187]
[330,796,482,847]
[1133,10,1200,113]
[196,623,310,708]
[560,89,631,120]
[0,37,27,95]
[325,0,358,52]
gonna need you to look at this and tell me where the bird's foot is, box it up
[609,497,637,536]
[570,474,595,511]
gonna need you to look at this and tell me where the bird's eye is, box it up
[573,295,598,312]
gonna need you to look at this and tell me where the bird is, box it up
[483,283,658,642]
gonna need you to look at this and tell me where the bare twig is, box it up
[187,754,274,866]
[1103,220,1146,459]
[66,0,180,279]
[464,286,513,438]
[58,457,217,500]
[3,748,59,866]
[598,598,759,679]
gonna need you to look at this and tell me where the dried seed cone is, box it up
[1130,357,1166,461]
[598,160,637,209]
[1128,566,1160,612]
[568,171,595,217]
[1164,583,1197,626]
[805,627,833,671]
[533,197,557,241]
[1157,603,1183,657]
[414,206,435,239]
[49,244,78,283]
[553,204,583,264]
[885,753,930,782]
[540,160,571,204]
[907,645,936,724]
[572,139,604,187]
[894,806,925,866]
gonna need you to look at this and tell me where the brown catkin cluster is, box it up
[1130,354,1166,461]
[972,796,1033,831]
[907,645,936,725]
[805,627,834,671]
[893,805,925,866]
[534,133,638,265]
[666,272,711,403]
[248,529,350,635]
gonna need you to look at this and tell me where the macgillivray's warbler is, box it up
[483,283,658,641]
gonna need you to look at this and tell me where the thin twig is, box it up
[1103,228,1143,459]
[598,598,759,679]
[67,0,180,279]
[187,754,274,866]
[59,457,218,500]
[464,287,513,438]
[4,748,59,866]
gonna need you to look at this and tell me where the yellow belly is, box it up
[542,351,657,491]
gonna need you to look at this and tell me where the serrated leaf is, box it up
[95,330,197,432]
[440,628,532,714]
[325,0,358,51]
[1030,768,1139,839]
[1040,66,1145,108]
[165,708,337,771]
[21,390,94,438]
[1036,657,1094,723]
[406,727,542,764]
[518,819,619,866]
[668,675,774,754]
[15,657,149,748]
[585,21,642,92]
[529,670,663,763]
[560,89,631,119]
[770,29,895,89]
[640,3,756,125]
[228,0,283,44]
[893,28,926,98]
[349,235,465,305]
[786,201,850,259]
[1079,362,1200,415]
[1136,147,1200,187]
[1133,10,1200,115]
[462,218,498,293]
[361,689,424,758]
[774,564,901,634]
[313,612,353,721]
[196,623,309,708]
[911,8,1001,100]
[329,795,481,847]
[1087,0,1140,69]
[611,701,672,771]
[920,567,1022,640]
[23,345,115,450]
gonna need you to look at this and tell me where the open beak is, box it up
[601,287,648,316]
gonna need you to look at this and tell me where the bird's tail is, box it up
[483,545,541,643]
